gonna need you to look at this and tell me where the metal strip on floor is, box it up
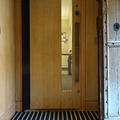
[11,111,99,120]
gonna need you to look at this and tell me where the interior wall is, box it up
[0,0,16,119]
[62,20,72,53]
[62,19,72,70]
[61,0,72,71]
[15,0,22,111]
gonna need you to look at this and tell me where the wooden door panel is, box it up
[107,0,116,41]
[30,0,61,109]
[86,0,98,101]
[108,47,120,116]
[103,0,120,119]
[117,0,120,41]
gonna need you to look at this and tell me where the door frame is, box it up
[97,0,104,119]
[18,0,105,119]
[22,0,30,111]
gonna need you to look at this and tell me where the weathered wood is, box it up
[107,0,116,41]
[108,47,120,116]
[103,0,120,119]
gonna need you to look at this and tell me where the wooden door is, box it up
[30,0,61,109]
[103,0,120,119]
[30,0,82,109]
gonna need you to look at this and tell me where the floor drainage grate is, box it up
[11,111,99,120]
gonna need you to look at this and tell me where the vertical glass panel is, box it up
[61,0,72,90]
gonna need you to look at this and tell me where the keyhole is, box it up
[114,23,120,32]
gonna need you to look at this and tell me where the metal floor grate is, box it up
[11,111,99,120]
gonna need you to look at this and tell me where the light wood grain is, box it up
[85,101,98,111]
[30,0,61,109]
[61,91,73,109]
[85,0,98,102]
[80,0,86,110]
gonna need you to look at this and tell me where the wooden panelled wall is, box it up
[15,0,98,111]
[0,0,16,119]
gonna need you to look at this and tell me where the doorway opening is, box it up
[22,0,101,117]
